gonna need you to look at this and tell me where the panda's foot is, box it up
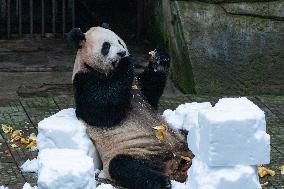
[109,154,171,189]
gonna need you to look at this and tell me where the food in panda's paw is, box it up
[148,48,171,73]
[69,24,192,189]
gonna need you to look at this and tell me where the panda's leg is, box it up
[109,154,171,189]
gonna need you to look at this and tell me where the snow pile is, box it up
[197,97,270,166]
[21,158,39,173]
[0,186,8,189]
[37,149,95,189]
[20,108,103,189]
[22,183,38,189]
[189,158,260,189]
[164,97,270,189]
[96,184,116,189]
[171,180,188,189]
[163,102,212,131]
[37,108,101,168]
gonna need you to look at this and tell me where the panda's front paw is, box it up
[149,48,170,74]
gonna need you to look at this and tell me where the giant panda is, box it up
[68,25,192,189]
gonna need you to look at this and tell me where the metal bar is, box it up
[62,0,66,36]
[30,0,33,35]
[72,0,75,27]
[19,0,22,36]
[7,0,10,38]
[41,0,45,36]
[52,0,56,34]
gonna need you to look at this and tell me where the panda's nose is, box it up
[117,51,126,57]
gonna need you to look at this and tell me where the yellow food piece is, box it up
[258,166,275,177]
[181,156,192,162]
[153,124,168,131]
[153,124,168,140]
[155,130,166,140]
[20,138,31,145]
[26,140,37,149]
[11,144,19,148]
[132,85,138,90]
[1,124,13,133]
[11,130,22,141]
[28,133,37,141]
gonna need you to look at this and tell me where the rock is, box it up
[149,0,284,94]
[222,1,284,20]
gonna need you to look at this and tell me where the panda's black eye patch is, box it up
[101,42,111,56]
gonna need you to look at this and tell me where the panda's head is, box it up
[68,24,129,76]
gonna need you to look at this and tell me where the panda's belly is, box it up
[86,95,188,179]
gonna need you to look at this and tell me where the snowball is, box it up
[163,102,212,131]
[22,183,38,189]
[197,98,270,165]
[37,108,101,169]
[37,149,96,189]
[98,170,106,179]
[96,184,116,189]
[21,158,38,173]
[188,158,261,189]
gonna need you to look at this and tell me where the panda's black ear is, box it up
[102,23,111,30]
[67,28,85,49]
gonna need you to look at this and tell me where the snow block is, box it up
[38,149,95,189]
[198,97,270,166]
[188,158,261,189]
[163,102,212,131]
[37,108,101,169]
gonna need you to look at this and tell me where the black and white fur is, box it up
[68,25,188,189]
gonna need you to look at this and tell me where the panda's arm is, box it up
[73,58,134,126]
[138,64,168,109]
[138,49,170,109]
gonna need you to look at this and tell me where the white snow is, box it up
[0,186,8,189]
[37,149,96,189]
[96,184,116,189]
[37,108,101,169]
[21,158,39,173]
[188,158,261,189]
[198,98,270,166]
[163,102,212,131]
[22,183,38,189]
[163,102,212,156]
[163,97,269,189]
[171,180,187,189]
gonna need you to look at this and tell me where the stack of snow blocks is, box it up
[187,97,270,189]
[37,109,100,189]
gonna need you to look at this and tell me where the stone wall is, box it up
[148,0,284,94]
